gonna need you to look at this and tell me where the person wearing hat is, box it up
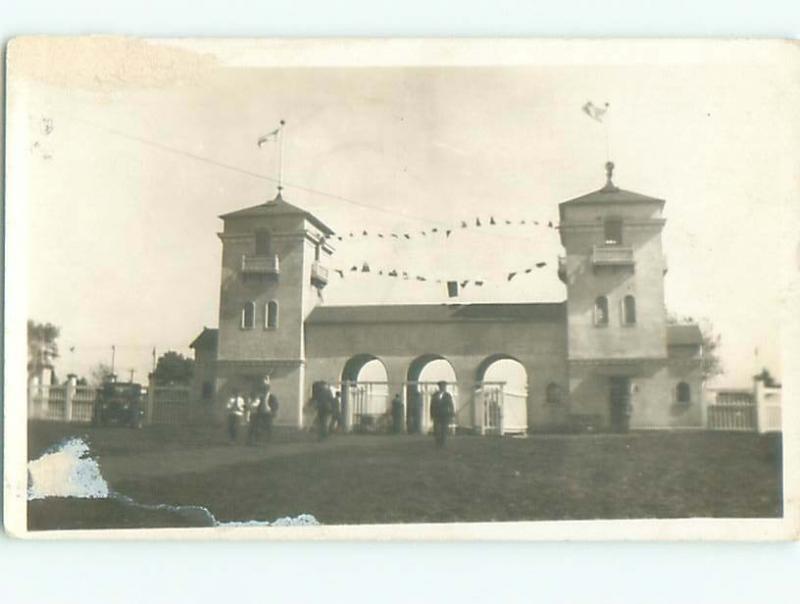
[430,381,455,447]
[248,375,278,445]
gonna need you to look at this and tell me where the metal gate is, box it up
[706,389,757,432]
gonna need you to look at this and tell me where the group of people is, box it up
[225,375,279,445]
[227,377,456,448]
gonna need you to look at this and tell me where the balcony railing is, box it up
[241,254,280,276]
[311,261,329,287]
[591,245,635,268]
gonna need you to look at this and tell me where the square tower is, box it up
[558,163,670,430]
[213,192,334,426]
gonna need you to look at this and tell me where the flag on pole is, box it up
[582,101,609,123]
[257,120,285,147]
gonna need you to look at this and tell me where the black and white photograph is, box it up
[4,37,798,539]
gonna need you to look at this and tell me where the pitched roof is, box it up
[219,193,335,235]
[667,324,703,347]
[560,183,665,207]
[306,302,566,325]
[189,327,218,350]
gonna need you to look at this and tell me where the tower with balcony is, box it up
[558,163,670,430]
[213,191,334,425]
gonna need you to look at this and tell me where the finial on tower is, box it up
[603,161,618,191]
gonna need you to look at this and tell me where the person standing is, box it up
[309,380,333,441]
[225,390,245,443]
[248,375,277,445]
[329,389,342,433]
[430,381,455,448]
[391,393,404,434]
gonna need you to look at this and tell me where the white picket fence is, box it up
[705,384,782,433]
[28,382,199,425]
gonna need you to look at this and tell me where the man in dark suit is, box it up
[430,381,455,447]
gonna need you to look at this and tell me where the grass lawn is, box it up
[27,421,783,530]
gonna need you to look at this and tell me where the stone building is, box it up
[190,163,704,433]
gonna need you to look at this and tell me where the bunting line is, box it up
[326,215,558,243]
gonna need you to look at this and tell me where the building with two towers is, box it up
[190,163,704,433]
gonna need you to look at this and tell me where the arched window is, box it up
[594,296,609,326]
[623,295,637,325]
[546,383,562,405]
[241,302,255,329]
[266,300,279,329]
[676,382,691,404]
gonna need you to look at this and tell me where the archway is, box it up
[405,355,458,433]
[340,354,389,431]
[476,354,528,435]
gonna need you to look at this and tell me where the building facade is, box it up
[191,164,704,433]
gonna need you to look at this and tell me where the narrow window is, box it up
[241,302,255,329]
[623,295,637,325]
[255,230,272,256]
[676,382,691,404]
[604,218,623,245]
[594,296,609,326]
[314,242,321,261]
[266,300,279,329]
[201,381,213,400]
[546,383,562,405]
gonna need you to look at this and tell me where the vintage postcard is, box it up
[4,37,799,540]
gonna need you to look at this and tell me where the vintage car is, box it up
[92,380,145,428]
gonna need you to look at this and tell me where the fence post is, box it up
[65,375,77,422]
[499,384,505,436]
[341,381,352,433]
[28,379,38,419]
[146,375,155,425]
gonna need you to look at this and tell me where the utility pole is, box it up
[111,344,116,378]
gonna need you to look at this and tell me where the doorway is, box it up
[609,376,631,433]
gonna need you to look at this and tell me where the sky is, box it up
[10,38,799,388]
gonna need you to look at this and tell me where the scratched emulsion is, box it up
[27,438,319,527]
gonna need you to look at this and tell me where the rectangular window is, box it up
[604,218,623,245]
[255,230,272,256]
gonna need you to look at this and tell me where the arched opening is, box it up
[340,354,389,432]
[241,301,255,329]
[405,355,457,434]
[266,300,278,328]
[477,355,528,435]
